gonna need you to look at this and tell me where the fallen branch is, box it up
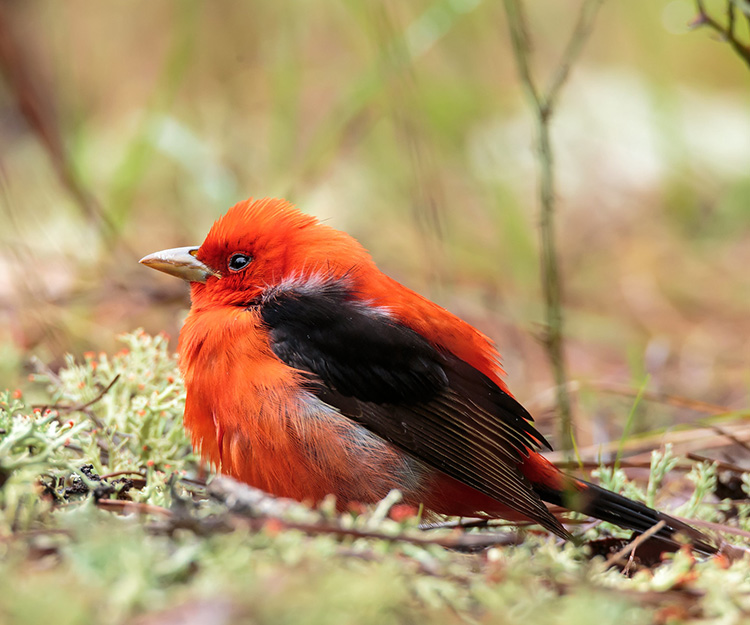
[208,477,522,550]
[95,499,172,519]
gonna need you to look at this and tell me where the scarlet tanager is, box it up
[141,198,714,553]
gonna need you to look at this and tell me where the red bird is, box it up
[141,197,713,553]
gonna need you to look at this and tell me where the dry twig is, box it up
[502,0,605,453]
[35,375,121,417]
[604,520,667,569]
[208,477,523,550]
[692,0,750,71]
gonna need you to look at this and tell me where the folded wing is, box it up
[259,281,566,536]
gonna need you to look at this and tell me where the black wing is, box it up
[259,282,564,535]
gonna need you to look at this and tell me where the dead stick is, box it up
[604,520,666,568]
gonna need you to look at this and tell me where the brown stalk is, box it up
[502,0,605,453]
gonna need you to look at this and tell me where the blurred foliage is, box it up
[0,0,749,437]
[0,2,748,452]
[0,332,748,625]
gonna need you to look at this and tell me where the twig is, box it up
[95,499,173,518]
[422,514,593,532]
[234,516,524,550]
[604,520,666,568]
[98,470,146,480]
[67,375,121,414]
[583,380,733,416]
[33,375,121,430]
[556,454,747,474]
[693,0,750,71]
[727,0,737,40]
[208,477,521,550]
[668,516,750,562]
[544,0,607,111]
[554,458,674,471]
[422,518,490,530]
[672,515,750,542]
[502,0,605,453]
[685,453,748,473]
[546,421,750,464]
[710,424,750,455]
[30,357,61,386]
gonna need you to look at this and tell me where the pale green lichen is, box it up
[0,331,748,625]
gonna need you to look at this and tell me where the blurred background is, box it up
[1,0,748,452]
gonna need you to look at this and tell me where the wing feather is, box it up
[258,281,565,534]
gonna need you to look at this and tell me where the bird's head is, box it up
[140,198,372,308]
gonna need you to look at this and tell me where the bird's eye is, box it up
[228,253,251,272]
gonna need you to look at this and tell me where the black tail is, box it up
[536,478,717,555]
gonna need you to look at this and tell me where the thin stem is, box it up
[544,0,606,112]
[727,0,736,40]
[694,0,750,71]
[502,0,542,110]
[502,0,604,453]
[535,111,574,450]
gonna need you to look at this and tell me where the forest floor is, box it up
[2,332,749,625]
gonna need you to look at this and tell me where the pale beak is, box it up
[139,246,221,283]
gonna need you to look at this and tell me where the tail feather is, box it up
[536,478,717,555]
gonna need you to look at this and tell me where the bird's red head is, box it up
[140,198,374,309]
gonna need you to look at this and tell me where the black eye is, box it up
[228,253,251,272]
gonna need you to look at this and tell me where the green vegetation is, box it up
[0,332,748,624]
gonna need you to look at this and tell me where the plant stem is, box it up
[502,0,604,453]
[693,0,750,72]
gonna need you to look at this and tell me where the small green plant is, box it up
[646,444,680,508]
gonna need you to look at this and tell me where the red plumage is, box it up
[141,197,715,553]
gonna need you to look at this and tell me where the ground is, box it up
[1,332,749,625]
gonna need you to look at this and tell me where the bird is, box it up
[140,197,715,554]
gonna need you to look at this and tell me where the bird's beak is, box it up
[139,246,221,283]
